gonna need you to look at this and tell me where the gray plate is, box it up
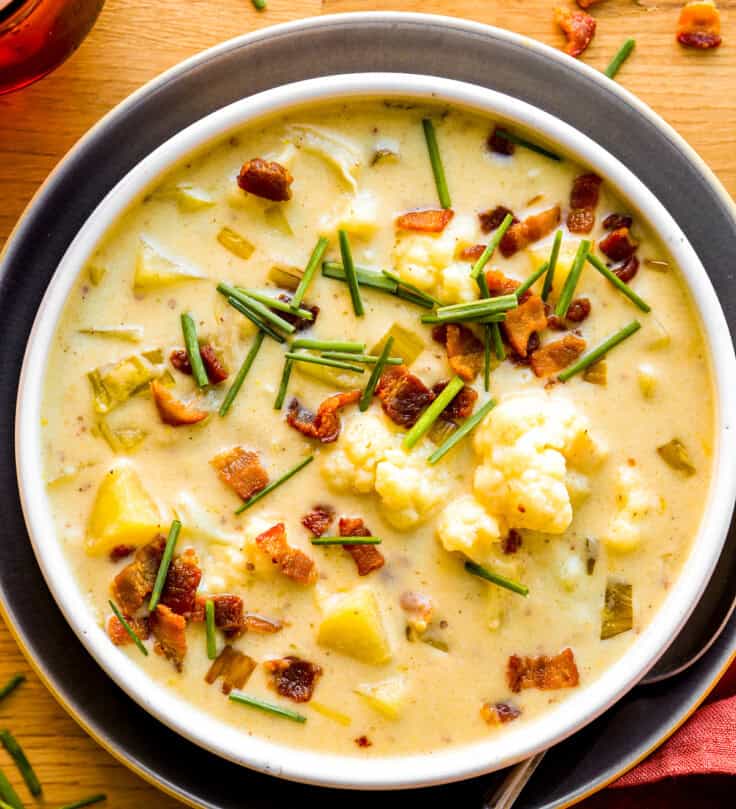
[1,13,735,809]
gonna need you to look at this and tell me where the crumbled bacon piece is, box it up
[151,380,208,426]
[485,269,520,297]
[531,334,586,377]
[190,594,244,637]
[161,549,202,616]
[355,735,372,748]
[546,312,567,332]
[602,213,633,231]
[211,446,269,501]
[109,544,135,562]
[265,656,323,703]
[432,380,478,421]
[507,648,580,693]
[286,390,360,443]
[199,345,229,384]
[460,244,486,262]
[113,535,166,614]
[400,591,434,634]
[479,205,517,234]
[302,504,335,537]
[500,206,561,258]
[376,365,434,428]
[567,173,601,235]
[243,613,283,633]
[396,208,454,233]
[205,645,256,694]
[169,349,191,374]
[677,1,722,49]
[555,7,596,58]
[566,297,591,323]
[502,529,522,555]
[277,293,320,331]
[614,255,639,283]
[599,227,638,263]
[107,614,150,646]
[151,604,187,671]
[255,523,317,585]
[503,294,547,357]
[237,158,293,202]
[576,0,604,7]
[339,517,385,576]
[487,128,515,156]
[481,701,522,725]
[433,323,484,382]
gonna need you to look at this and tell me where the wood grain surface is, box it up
[0,1,734,806]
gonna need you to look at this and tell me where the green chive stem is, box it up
[465,560,529,596]
[180,313,208,387]
[219,331,265,417]
[205,600,217,661]
[225,296,286,343]
[107,601,148,657]
[229,691,307,722]
[0,731,41,796]
[470,213,515,279]
[395,287,436,310]
[274,358,294,410]
[516,260,549,299]
[238,290,313,320]
[436,293,518,318]
[235,456,314,514]
[284,352,365,374]
[605,38,635,79]
[586,254,651,312]
[0,769,22,809]
[541,230,563,301]
[360,336,394,411]
[490,322,506,361]
[420,312,506,325]
[217,283,296,334]
[148,520,182,612]
[338,230,364,317]
[311,537,382,545]
[291,236,329,310]
[0,676,24,704]
[0,800,16,809]
[322,262,398,292]
[558,320,641,382]
[382,269,442,306]
[321,352,402,365]
[483,326,491,392]
[555,240,591,317]
[57,795,107,809]
[422,118,452,209]
[428,398,496,465]
[404,375,464,449]
[494,129,562,162]
[291,338,364,352]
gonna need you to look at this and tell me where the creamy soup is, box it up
[41,99,714,756]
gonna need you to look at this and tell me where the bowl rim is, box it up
[14,69,736,790]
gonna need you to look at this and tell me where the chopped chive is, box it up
[205,600,217,660]
[311,537,382,545]
[516,260,549,298]
[0,768,22,809]
[322,262,398,292]
[404,375,464,449]
[0,676,24,704]
[382,269,442,307]
[605,38,635,79]
[586,254,651,312]
[476,269,491,299]
[558,320,641,382]
[229,691,306,722]
[251,0,266,9]
[235,456,314,514]
[321,352,403,365]
[238,290,313,320]
[274,358,294,410]
[291,338,365,352]
[428,398,496,464]
[541,230,563,302]
[284,352,365,373]
[338,230,364,316]
[0,800,16,809]
[493,129,562,162]
[477,313,508,324]
[437,293,518,319]
[217,283,296,334]
[291,236,329,310]
[490,322,505,360]
[395,288,436,309]
[225,296,286,343]
[483,326,491,391]
[360,335,394,411]
[58,795,107,809]
[148,520,181,612]
[422,118,451,209]
[465,560,529,596]
[0,731,41,796]
[470,213,515,279]
[180,313,208,387]
[107,601,148,657]
[554,240,591,318]
[219,331,265,417]
[420,312,506,325]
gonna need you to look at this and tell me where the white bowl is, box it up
[15,72,736,790]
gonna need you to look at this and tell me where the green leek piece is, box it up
[267,263,302,291]
[657,438,696,476]
[264,205,293,235]
[217,227,255,260]
[87,351,164,414]
[601,579,633,639]
[87,265,107,286]
[370,323,424,366]
[79,326,143,343]
[98,420,147,453]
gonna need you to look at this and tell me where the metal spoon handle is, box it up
[482,752,547,809]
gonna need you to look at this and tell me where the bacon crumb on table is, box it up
[150,380,208,426]
[677,1,722,50]
[396,208,454,233]
[302,504,335,537]
[255,522,317,585]
[481,701,522,725]
[205,645,257,694]
[237,157,293,201]
[567,173,602,235]
[506,648,580,693]
[211,446,269,501]
[339,516,385,576]
[503,294,548,357]
[112,535,166,614]
[555,7,597,58]
[500,206,561,257]
[286,390,360,443]
[265,656,323,702]
[376,365,434,428]
[150,604,187,671]
[531,334,587,378]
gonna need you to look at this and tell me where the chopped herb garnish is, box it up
[148,519,182,612]
[0,676,24,704]
[311,537,382,545]
[586,254,651,312]
[225,295,286,343]
[483,326,491,391]
[558,320,641,382]
[322,262,398,292]
[464,560,529,597]
[338,229,364,317]
[428,398,496,464]
[404,375,464,449]
[493,129,562,162]
[180,312,208,387]
[235,456,314,514]
[107,600,148,657]
[58,795,107,809]
[422,118,452,209]
[516,260,549,299]
[490,322,506,360]
[0,731,41,797]
[395,287,436,309]
[229,691,307,722]
[382,269,441,307]
[434,293,518,323]
[605,38,635,80]
[219,331,265,417]
[541,230,563,301]
[470,213,515,279]
[284,352,365,373]
[239,290,313,320]
[291,338,365,352]
[205,600,217,660]
[360,335,394,411]
[217,283,296,334]
[555,239,591,318]
[321,351,403,365]
[0,768,22,809]
[274,358,294,410]
[601,579,633,639]
[291,236,329,310]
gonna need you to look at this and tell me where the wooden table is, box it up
[1,1,734,806]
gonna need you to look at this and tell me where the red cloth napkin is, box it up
[579,659,736,808]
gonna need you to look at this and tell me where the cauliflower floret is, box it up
[436,494,501,562]
[603,464,658,553]
[437,262,479,304]
[201,543,247,592]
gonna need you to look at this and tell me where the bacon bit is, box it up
[355,735,373,748]
[502,529,523,555]
[432,380,478,421]
[433,324,484,382]
[286,390,360,444]
[199,345,229,384]
[107,614,150,646]
[677,1,722,49]
[237,158,293,202]
[169,349,191,374]
[507,648,580,693]
[109,544,136,562]
[255,523,317,585]
[479,205,517,234]
[614,255,639,283]
[460,244,486,262]
[339,516,385,576]
[265,656,323,703]
[487,128,515,156]
[150,604,187,671]
[211,446,269,501]
[302,504,335,537]
[485,269,520,297]
[602,213,633,231]
[599,227,638,263]
[566,297,592,323]
[244,613,283,633]
[161,550,202,616]
[555,7,597,58]
[205,645,257,695]
[190,594,244,636]
[400,591,434,635]
[481,701,522,725]
[502,294,547,357]
[576,0,603,8]
[277,293,320,332]
[567,173,602,235]
[531,334,587,377]
[376,365,434,428]
[500,206,561,258]
[113,535,166,614]
[396,208,454,233]
[150,380,208,426]
[546,313,567,331]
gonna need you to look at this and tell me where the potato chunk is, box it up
[355,676,407,719]
[317,587,392,664]
[134,238,206,289]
